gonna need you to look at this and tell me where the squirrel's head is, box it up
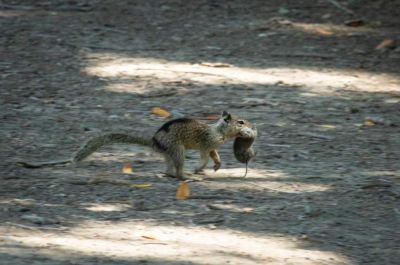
[219,111,257,139]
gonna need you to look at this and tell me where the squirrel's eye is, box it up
[238,120,245,125]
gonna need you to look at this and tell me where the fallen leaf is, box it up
[344,19,364,27]
[122,164,133,174]
[364,120,375,127]
[151,107,171,118]
[176,181,190,200]
[141,235,157,240]
[375,39,396,50]
[130,183,152,189]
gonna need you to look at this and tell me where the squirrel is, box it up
[19,111,257,180]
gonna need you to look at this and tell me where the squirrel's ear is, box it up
[222,111,232,122]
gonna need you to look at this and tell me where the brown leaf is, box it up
[151,107,171,118]
[176,181,190,200]
[122,164,133,174]
[141,235,157,240]
[364,120,375,127]
[344,19,364,27]
[375,39,396,50]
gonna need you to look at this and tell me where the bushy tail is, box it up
[72,133,152,162]
[17,159,71,168]
[18,133,152,168]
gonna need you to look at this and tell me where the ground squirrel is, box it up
[19,111,257,180]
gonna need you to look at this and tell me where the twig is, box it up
[55,6,93,12]
[326,0,355,15]
[0,4,93,12]
[195,218,225,224]
[140,90,178,98]
[189,195,233,200]
[230,102,269,109]
[266,143,291,148]
[84,44,166,52]
[134,68,231,78]
[6,222,39,230]
[298,132,334,140]
[6,222,67,231]
[270,52,335,59]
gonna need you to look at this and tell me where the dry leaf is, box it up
[141,235,157,240]
[151,107,171,118]
[122,164,133,174]
[344,19,364,27]
[130,183,152,189]
[176,181,190,200]
[364,120,375,127]
[375,39,396,50]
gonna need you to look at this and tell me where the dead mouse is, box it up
[234,127,257,177]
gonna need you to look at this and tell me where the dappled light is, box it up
[2,0,400,264]
[1,221,351,265]
[83,203,131,212]
[84,57,400,94]
[201,168,332,193]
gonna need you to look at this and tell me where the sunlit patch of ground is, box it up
[0,221,351,265]
[202,168,332,193]
[82,203,132,212]
[83,57,400,94]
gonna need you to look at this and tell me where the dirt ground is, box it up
[1,0,400,264]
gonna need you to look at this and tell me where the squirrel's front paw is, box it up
[213,162,221,172]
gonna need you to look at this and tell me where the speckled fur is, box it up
[19,112,256,180]
[152,112,256,179]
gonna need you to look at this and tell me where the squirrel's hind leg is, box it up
[168,145,186,180]
[164,155,176,177]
